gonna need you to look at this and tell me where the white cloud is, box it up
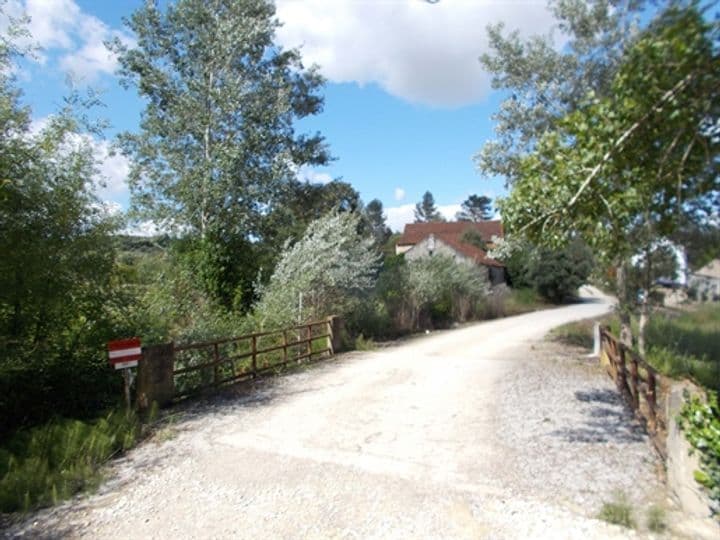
[275,0,558,107]
[92,139,131,200]
[29,115,131,203]
[123,220,163,237]
[296,164,333,184]
[394,187,406,201]
[385,202,462,232]
[12,0,132,80]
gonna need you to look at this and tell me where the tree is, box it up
[414,191,444,222]
[0,15,126,434]
[363,198,392,247]
[499,4,719,348]
[476,0,647,185]
[459,228,487,250]
[254,212,380,327]
[456,194,493,221]
[111,0,330,305]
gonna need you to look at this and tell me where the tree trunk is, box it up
[637,243,652,356]
[616,262,633,347]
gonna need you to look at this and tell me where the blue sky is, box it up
[5,0,563,231]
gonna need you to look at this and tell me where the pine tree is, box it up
[414,191,444,222]
[456,194,493,221]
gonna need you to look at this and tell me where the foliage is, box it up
[362,198,392,248]
[477,0,646,184]
[0,16,135,437]
[677,390,720,514]
[456,194,493,221]
[499,4,718,259]
[497,4,718,347]
[255,212,380,327]
[0,410,140,513]
[459,227,487,250]
[353,334,376,352]
[598,491,635,528]
[414,190,444,222]
[111,0,330,306]
[645,304,720,391]
[501,238,594,303]
[646,505,666,533]
[403,255,490,328]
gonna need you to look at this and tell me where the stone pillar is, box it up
[136,343,175,410]
[328,316,344,354]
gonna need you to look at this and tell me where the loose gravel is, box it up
[2,298,668,539]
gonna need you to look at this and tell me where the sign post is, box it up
[108,338,142,410]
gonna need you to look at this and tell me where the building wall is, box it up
[403,236,493,285]
[688,274,720,301]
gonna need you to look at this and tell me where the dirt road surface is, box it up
[5,291,665,539]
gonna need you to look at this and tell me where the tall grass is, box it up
[645,304,720,391]
[0,410,140,513]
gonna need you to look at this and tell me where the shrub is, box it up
[403,255,490,328]
[0,410,140,513]
[677,390,720,514]
[255,212,380,328]
[501,238,593,303]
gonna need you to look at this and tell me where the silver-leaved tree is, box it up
[254,212,381,328]
[110,0,331,309]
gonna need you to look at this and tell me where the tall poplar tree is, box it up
[111,0,330,307]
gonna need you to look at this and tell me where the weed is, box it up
[646,504,666,532]
[354,334,376,351]
[598,491,635,528]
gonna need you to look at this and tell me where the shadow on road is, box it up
[549,388,646,444]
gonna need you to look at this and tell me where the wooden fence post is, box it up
[647,371,657,432]
[251,335,257,377]
[283,330,288,363]
[213,343,220,386]
[306,323,312,359]
[618,345,629,397]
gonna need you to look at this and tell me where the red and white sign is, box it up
[108,338,142,369]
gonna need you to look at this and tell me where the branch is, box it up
[566,72,695,208]
[519,71,697,235]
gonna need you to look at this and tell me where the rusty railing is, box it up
[599,326,668,458]
[171,318,334,399]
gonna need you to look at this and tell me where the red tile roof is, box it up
[398,221,505,268]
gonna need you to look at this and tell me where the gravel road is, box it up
[4,292,666,539]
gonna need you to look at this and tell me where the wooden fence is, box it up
[137,318,337,405]
[599,326,668,458]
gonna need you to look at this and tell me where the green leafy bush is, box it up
[677,391,720,515]
[502,239,593,303]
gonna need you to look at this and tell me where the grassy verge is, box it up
[645,304,720,391]
[548,314,615,349]
[0,408,149,514]
[548,304,720,391]
[503,287,547,316]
